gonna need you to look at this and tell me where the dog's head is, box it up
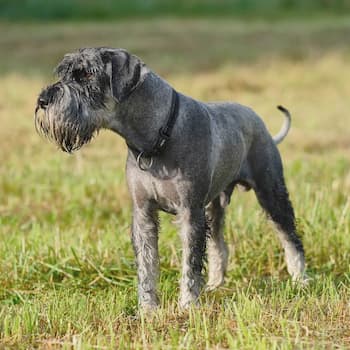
[35,47,148,152]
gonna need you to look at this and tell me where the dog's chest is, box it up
[151,177,183,214]
[129,165,188,214]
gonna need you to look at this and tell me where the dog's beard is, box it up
[35,87,100,153]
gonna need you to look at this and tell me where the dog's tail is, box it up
[273,105,291,145]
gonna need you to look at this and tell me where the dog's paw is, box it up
[138,302,160,319]
[292,273,312,287]
[179,295,200,310]
[205,279,224,292]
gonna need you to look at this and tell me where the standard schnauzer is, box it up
[35,47,307,309]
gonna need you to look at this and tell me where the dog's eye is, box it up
[73,69,93,82]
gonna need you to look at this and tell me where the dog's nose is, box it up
[38,96,48,109]
[37,85,56,110]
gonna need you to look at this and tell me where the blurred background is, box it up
[1,1,350,347]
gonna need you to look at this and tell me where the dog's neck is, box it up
[106,71,175,153]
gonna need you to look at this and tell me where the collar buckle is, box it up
[129,89,179,171]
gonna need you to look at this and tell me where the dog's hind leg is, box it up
[205,196,229,291]
[250,144,306,282]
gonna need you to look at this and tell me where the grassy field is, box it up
[1,18,350,349]
[1,0,349,20]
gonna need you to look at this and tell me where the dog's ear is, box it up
[101,49,147,103]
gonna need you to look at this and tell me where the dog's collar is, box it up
[127,89,179,171]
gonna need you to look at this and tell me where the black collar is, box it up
[127,89,179,158]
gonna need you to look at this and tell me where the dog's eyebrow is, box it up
[55,55,75,76]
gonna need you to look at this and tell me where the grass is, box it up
[1,17,350,349]
[1,0,349,21]
[1,17,350,76]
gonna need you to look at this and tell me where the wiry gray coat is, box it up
[35,48,306,309]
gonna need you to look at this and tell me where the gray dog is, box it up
[35,47,306,309]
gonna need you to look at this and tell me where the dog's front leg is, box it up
[131,207,159,310]
[178,208,207,309]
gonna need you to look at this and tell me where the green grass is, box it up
[1,17,350,349]
[1,17,350,76]
[1,0,350,21]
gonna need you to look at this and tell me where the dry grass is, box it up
[0,18,350,349]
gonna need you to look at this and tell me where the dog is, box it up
[35,47,306,309]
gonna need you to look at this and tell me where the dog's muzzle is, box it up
[34,83,98,153]
[36,84,61,110]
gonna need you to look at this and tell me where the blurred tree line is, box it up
[0,0,349,20]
